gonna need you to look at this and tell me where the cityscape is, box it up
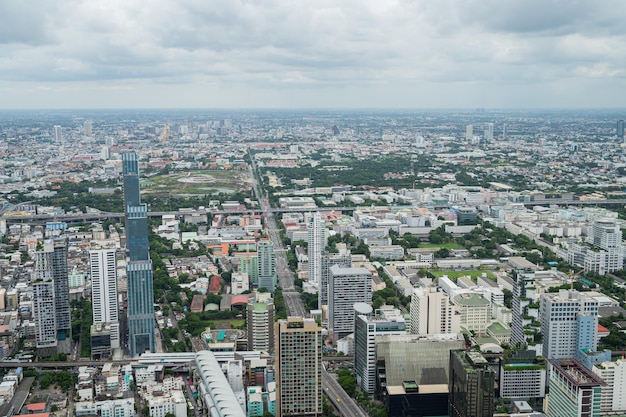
[2,1,626,417]
[0,109,625,417]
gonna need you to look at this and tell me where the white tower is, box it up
[53,125,63,143]
[307,212,325,286]
[90,249,120,349]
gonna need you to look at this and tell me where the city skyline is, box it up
[1,1,626,110]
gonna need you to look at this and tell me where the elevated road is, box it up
[322,367,368,417]
[5,198,626,225]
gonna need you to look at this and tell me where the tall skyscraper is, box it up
[319,253,351,309]
[90,249,120,349]
[409,287,460,335]
[257,240,276,293]
[247,292,274,352]
[540,289,599,361]
[275,317,322,417]
[34,239,71,354]
[53,125,62,143]
[329,265,372,340]
[484,122,494,142]
[510,270,534,347]
[449,350,495,417]
[123,152,155,357]
[354,303,406,395]
[307,212,325,287]
[618,119,625,138]
[32,270,57,356]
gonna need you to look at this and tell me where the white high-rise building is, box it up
[307,212,325,287]
[593,358,626,414]
[586,219,623,273]
[319,253,351,309]
[484,123,494,142]
[53,125,63,143]
[90,249,120,349]
[329,265,372,340]
[410,287,460,335]
[354,304,406,394]
[540,289,599,360]
[465,124,473,141]
[84,120,93,136]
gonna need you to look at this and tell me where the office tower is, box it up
[328,265,372,340]
[354,303,406,395]
[410,287,460,335]
[275,317,322,417]
[502,123,506,140]
[35,239,71,353]
[465,124,473,141]
[510,270,533,347]
[307,212,325,287]
[540,289,599,360]
[449,350,495,417]
[247,292,274,352]
[53,125,62,143]
[84,120,93,136]
[586,219,623,273]
[546,358,604,417]
[90,249,120,349]
[484,123,494,142]
[123,152,155,357]
[319,253,351,309]
[257,240,276,293]
[592,358,626,414]
[618,120,625,138]
[32,270,57,355]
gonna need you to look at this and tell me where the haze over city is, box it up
[1,0,626,109]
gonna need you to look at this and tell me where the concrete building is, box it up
[195,351,245,417]
[307,212,325,287]
[257,240,276,293]
[32,271,57,355]
[592,358,626,415]
[452,293,491,332]
[499,351,546,399]
[318,253,351,309]
[540,290,599,361]
[329,266,372,340]
[247,293,274,353]
[90,249,120,350]
[410,287,460,335]
[275,318,322,417]
[546,358,604,417]
[354,304,406,395]
[34,238,71,354]
[449,350,495,417]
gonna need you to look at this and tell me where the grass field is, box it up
[211,319,245,329]
[142,169,250,197]
[430,270,496,281]
[419,243,463,249]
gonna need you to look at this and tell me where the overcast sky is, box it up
[1,0,625,109]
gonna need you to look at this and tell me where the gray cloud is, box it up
[0,0,625,108]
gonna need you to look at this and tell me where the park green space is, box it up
[419,243,463,249]
[142,169,249,197]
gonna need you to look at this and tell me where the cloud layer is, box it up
[1,0,625,109]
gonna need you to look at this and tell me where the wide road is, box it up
[322,367,368,417]
[249,155,306,318]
